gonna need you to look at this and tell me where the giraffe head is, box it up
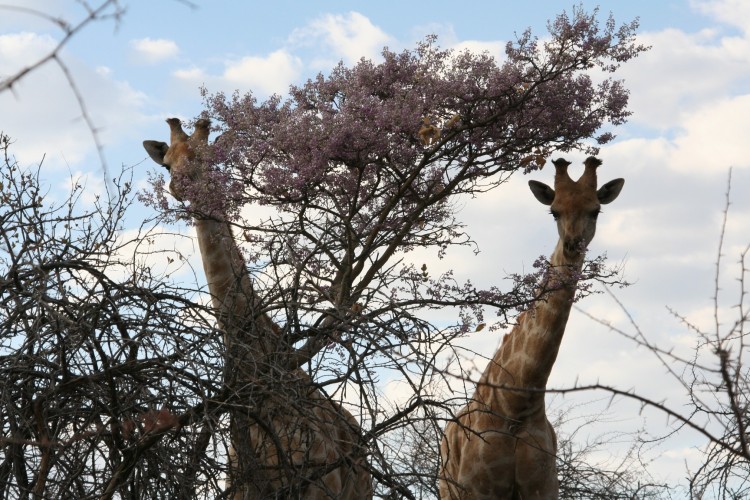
[528,157,624,261]
[143,117,211,203]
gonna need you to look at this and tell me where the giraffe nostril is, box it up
[564,239,584,255]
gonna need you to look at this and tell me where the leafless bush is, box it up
[0,134,231,498]
[577,169,750,499]
[553,405,671,499]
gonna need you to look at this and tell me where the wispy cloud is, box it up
[129,37,180,64]
[223,50,303,95]
[288,11,394,65]
[172,48,303,98]
[691,0,750,34]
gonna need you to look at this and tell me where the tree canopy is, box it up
[142,8,647,367]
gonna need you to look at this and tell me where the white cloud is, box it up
[173,66,207,82]
[223,50,302,95]
[171,13,391,98]
[617,27,750,131]
[600,93,750,181]
[129,37,179,64]
[691,0,750,34]
[0,31,56,73]
[170,12,504,103]
[289,12,393,64]
[670,94,750,173]
[172,50,303,97]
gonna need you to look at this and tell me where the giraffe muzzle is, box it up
[563,239,586,258]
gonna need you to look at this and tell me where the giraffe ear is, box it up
[597,178,624,204]
[143,140,170,168]
[528,180,555,206]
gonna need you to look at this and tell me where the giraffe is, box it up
[439,157,624,499]
[143,118,372,499]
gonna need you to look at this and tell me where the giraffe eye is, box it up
[590,208,602,219]
[549,209,560,221]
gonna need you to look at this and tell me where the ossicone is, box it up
[552,157,572,184]
[552,158,571,169]
[580,156,603,188]
[584,156,602,169]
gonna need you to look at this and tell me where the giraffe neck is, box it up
[477,239,583,419]
[193,216,279,360]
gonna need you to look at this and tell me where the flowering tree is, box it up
[184,8,645,356]
[144,7,646,496]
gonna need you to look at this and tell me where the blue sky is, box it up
[3,0,750,492]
